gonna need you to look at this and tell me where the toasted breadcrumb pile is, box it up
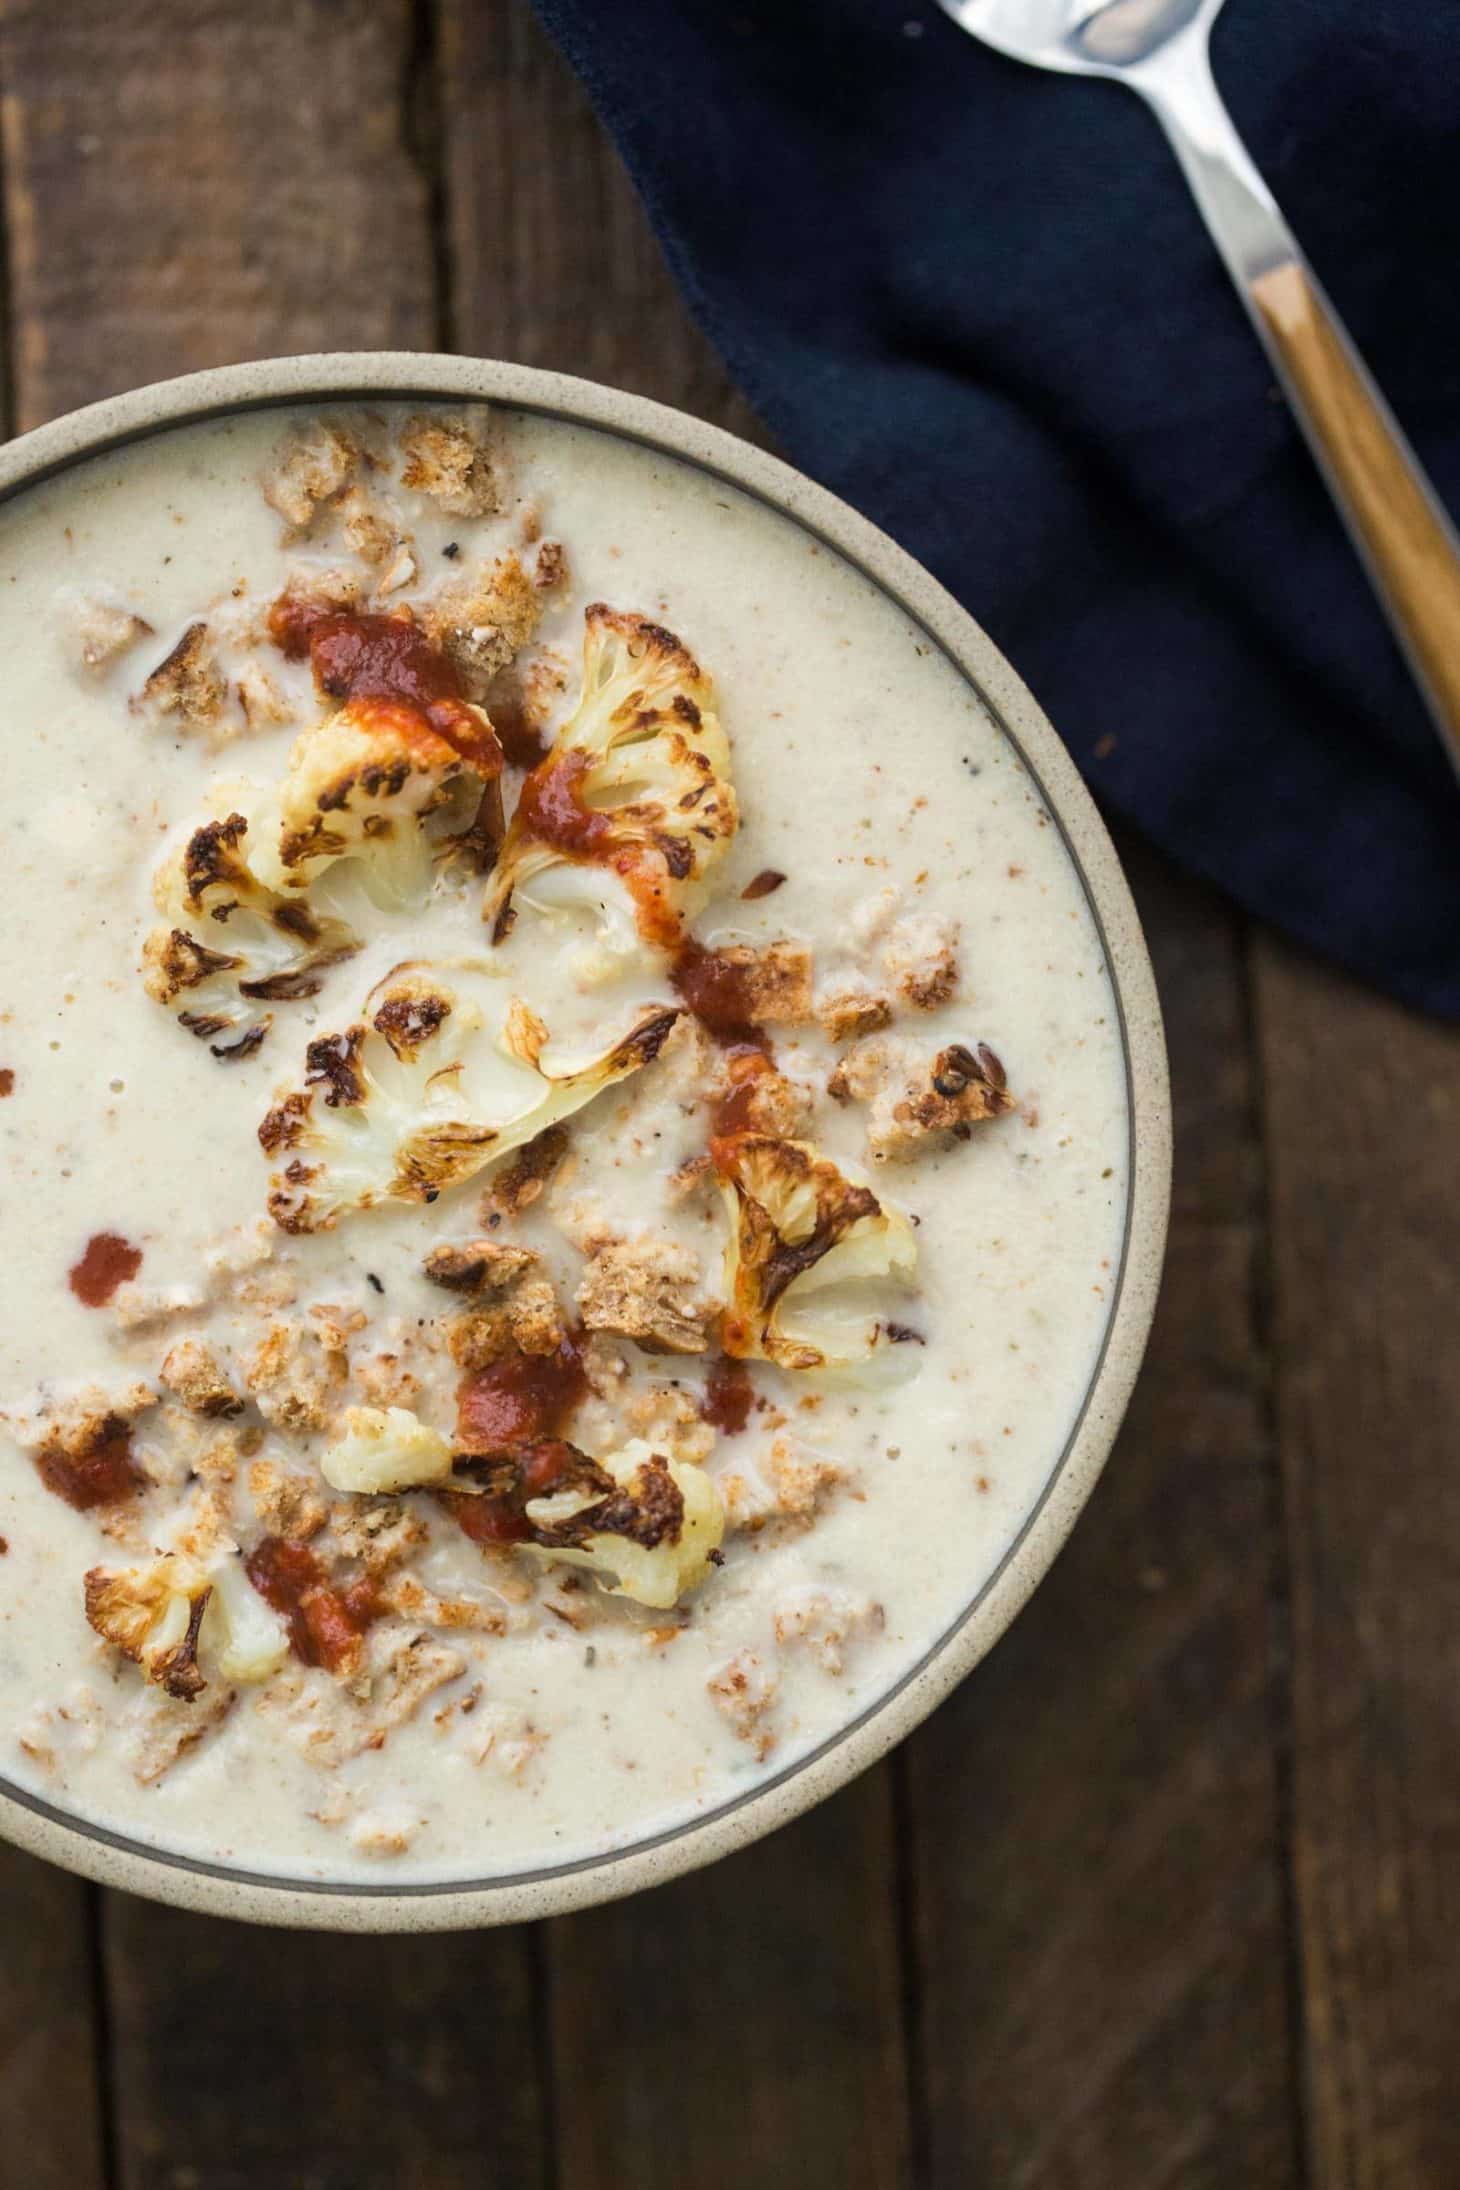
[261,420,363,532]
[245,1319,349,1434]
[443,1251,567,1367]
[160,1339,244,1419]
[828,1035,1012,1161]
[235,660,297,731]
[132,622,232,742]
[707,1648,779,1760]
[248,1458,329,1542]
[398,411,500,516]
[773,1589,884,1675]
[718,1434,851,1532]
[67,594,154,676]
[421,550,540,691]
[576,1235,717,1356]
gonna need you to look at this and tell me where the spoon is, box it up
[935,0,1460,781]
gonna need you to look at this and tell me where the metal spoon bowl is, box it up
[937,0,1460,782]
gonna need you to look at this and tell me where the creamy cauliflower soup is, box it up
[0,403,1127,1882]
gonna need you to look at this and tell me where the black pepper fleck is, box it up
[366,1271,384,1295]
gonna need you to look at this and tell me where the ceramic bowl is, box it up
[0,355,1170,1928]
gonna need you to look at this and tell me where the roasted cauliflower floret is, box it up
[483,605,737,970]
[520,1439,725,1609]
[320,1405,453,1494]
[143,810,360,1060]
[205,1558,292,1683]
[712,1133,918,1370]
[260,960,680,1233]
[251,694,501,911]
[85,1558,212,1700]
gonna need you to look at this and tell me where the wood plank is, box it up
[441,0,763,435]
[546,1778,911,2190]
[904,847,1301,2188]
[1256,937,1460,2189]
[441,7,912,2181]
[0,84,108,2190]
[0,9,547,2188]
[0,1849,106,2189]
[104,1904,547,2190]
[0,0,435,431]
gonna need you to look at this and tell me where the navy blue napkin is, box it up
[531,0,1460,1017]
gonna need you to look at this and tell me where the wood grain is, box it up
[0,1849,106,2189]
[904,846,1301,2188]
[0,0,435,430]
[1256,938,1460,2190]
[440,0,762,436]
[546,1780,911,2190]
[1251,261,1460,776]
[103,1900,547,2190]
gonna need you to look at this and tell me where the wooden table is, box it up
[1,6,1455,2184]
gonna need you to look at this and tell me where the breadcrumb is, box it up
[132,622,230,740]
[159,1339,243,1419]
[774,1588,885,1675]
[577,1236,716,1356]
[707,1648,779,1760]
[828,1036,1012,1161]
[261,420,362,531]
[66,594,154,676]
[421,551,540,691]
[245,1320,347,1433]
[398,410,500,516]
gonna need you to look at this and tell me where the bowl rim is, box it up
[0,352,1170,1929]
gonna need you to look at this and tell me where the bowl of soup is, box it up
[0,355,1168,1927]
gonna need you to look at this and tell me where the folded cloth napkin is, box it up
[531,0,1460,1017]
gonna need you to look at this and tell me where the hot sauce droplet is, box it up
[68,1233,143,1308]
[700,1353,754,1436]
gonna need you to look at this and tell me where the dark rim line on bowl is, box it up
[0,369,1146,1905]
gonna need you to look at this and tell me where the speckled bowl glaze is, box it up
[0,355,1170,1929]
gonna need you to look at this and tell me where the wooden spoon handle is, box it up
[1251,259,1460,775]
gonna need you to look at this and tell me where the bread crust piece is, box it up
[132,622,229,738]
[420,551,540,691]
[828,1035,1012,1161]
[244,1319,348,1433]
[398,412,500,517]
[261,420,363,531]
[576,1236,716,1356]
[707,1647,780,1760]
[160,1339,244,1419]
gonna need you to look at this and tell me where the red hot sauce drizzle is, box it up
[68,1232,142,1308]
[34,1416,144,1510]
[448,1332,589,1546]
[265,597,502,777]
[670,939,772,1055]
[244,1536,381,1673]
[502,747,685,950]
[486,672,552,770]
[700,1353,754,1436]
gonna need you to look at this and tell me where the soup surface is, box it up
[0,403,1128,1882]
